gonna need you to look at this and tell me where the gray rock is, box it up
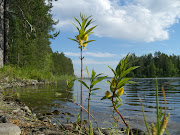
[0,123,21,135]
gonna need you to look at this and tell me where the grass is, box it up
[0,65,75,83]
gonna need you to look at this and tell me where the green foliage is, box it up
[69,13,97,126]
[79,68,107,135]
[0,65,73,82]
[127,52,179,78]
[102,53,139,128]
[6,0,73,77]
[52,52,74,76]
[69,13,97,50]
[140,79,170,135]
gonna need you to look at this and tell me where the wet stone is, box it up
[0,123,21,135]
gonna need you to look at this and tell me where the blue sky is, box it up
[49,0,180,77]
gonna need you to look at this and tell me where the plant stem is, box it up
[156,79,160,134]
[67,99,99,128]
[88,92,91,135]
[80,46,83,127]
[112,91,128,128]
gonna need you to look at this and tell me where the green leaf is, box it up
[95,73,103,79]
[86,67,90,78]
[74,17,81,27]
[83,40,96,44]
[84,25,97,36]
[91,88,100,91]
[116,97,123,105]
[108,66,117,77]
[85,18,93,30]
[72,22,80,31]
[117,78,131,88]
[105,80,111,84]
[91,69,96,82]
[101,96,107,100]
[116,104,122,109]
[68,38,79,43]
[78,80,89,89]
[127,81,137,84]
[120,66,139,79]
[91,76,107,87]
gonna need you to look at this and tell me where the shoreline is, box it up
[0,78,147,135]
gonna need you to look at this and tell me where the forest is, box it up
[0,0,74,79]
[128,52,180,78]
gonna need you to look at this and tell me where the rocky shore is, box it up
[0,78,146,135]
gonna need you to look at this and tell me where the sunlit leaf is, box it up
[91,88,100,91]
[83,40,96,44]
[101,96,107,100]
[120,66,139,79]
[74,17,81,27]
[68,38,79,43]
[91,76,107,87]
[78,80,89,89]
[108,66,117,77]
[117,78,131,88]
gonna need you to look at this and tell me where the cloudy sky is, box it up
[50,0,180,77]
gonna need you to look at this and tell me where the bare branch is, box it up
[7,1,35,33]
[7,10,35,33]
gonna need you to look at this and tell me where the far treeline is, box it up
[0,0,74,79]
[127,52,180,78]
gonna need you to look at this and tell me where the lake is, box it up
[8,78,180,134]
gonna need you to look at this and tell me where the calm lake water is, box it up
[8,78,180,134]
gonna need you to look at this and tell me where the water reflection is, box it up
[7,78,180,134]
[8,81,74,114]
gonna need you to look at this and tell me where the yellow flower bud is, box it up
[105,91,111,98]
[79,40,83,46]
[151,123,156,135]
[117,87,124,96]
[76,35,80,40]
[83,34,88,41]
[83,43,87,47]
[160,114,170,135]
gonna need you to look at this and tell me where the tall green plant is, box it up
[69,13,97,126]
[79,67,107,134]
[101,53,139,128]
[140,79,170,135]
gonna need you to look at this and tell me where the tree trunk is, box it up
[0,0,4,67]
[4,0,9,65]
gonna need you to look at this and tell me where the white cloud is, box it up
[51,0,180,42]
[73,58,118,65]
[64,52,117,57]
